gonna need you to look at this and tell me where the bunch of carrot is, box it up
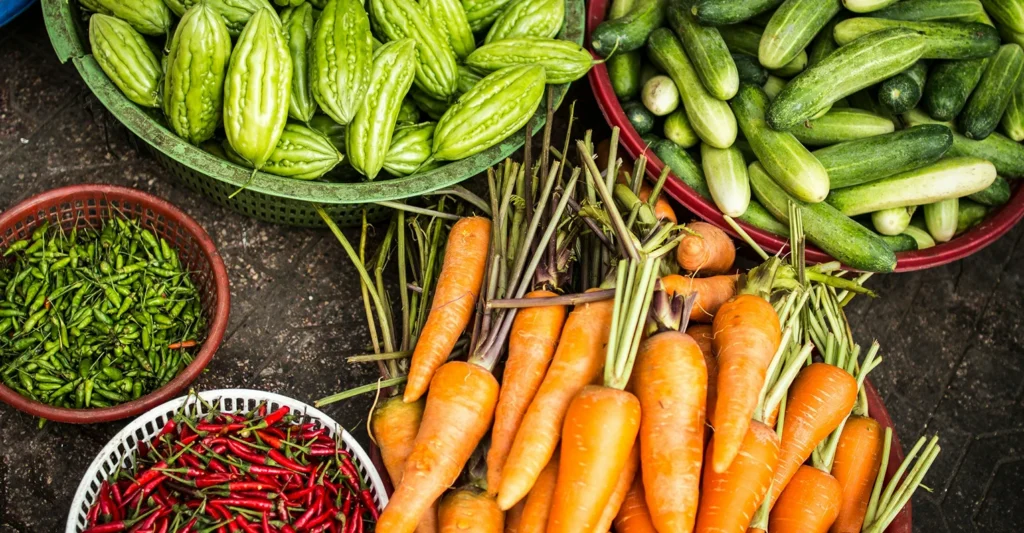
[321,125,939,533]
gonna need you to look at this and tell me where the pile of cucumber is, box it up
[592,0,1024,272]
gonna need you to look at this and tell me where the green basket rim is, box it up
[42,0,585,206]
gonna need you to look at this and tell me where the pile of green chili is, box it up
[0,217,206,409]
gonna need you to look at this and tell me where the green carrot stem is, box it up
[723,215,770,260]
[426,185,492,216]
[315,376,408,407]
[347,350,413,363]
[486,289,615,309]
[374,201,460,221]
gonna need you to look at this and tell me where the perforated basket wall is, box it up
[66,389,388,532]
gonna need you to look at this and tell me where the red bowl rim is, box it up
[0,184,231,424]
[585,6,1024,273]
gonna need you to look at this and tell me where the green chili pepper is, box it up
[3,240,29,256]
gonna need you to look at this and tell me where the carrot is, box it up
[371,396,439,533]
[661,274,739,323]
[594,440,641,533]
[377,361,500,533]
[769,465,843,533]
[768,363,858,506]
[487,291,568,494]
[597,138,677,223]
[686,323,718,441]
[694,420,780,533]
[496,295,615,510]
[438,487,504,533]
[709,292,781,473]
[405,216,491,403]
[677,222,736,275]
[639,183,677,223]
[635,331,706,533]
[687,323,714,357]
[613,472,658,533]
[829,416,884,533]
[505,501,524,533]
[518,453,559,533]
[546,385,642,533]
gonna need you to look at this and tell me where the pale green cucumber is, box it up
[721,24,808,77]
[956,198,990,233]
[701,143,751,217]
[667,2,739,100]
[1001,78,1024,140]
[872,206,916,235]
[763,75,786,100]
[664,109,700,148]
[902,224,937,248]
[843,0,900,12]
[924,197,959,242]
[759,0,841,70]
[788,108,895,146]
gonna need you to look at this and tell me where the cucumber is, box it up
[967,175,1011,205]
[733,137,757,161]
[872,206,916,235]
[833,18,1000,60]
[763,75,786,100]
[960,44,1024,139]
[981,0,1024,33]
[879,232,919,252]
[842,0,900,13]
[956,198,990,234]
[664,109,700,148]
[749,161,897,271]
[807,13,845,67]
[642,75,680,116]
[759,0,841,70]
[732,84,830,203]
[873,0,987,22]
[767,28,926,130]
[923,58,988,120]
[691,0,784,26]
[904,108,1024,177]
[648,28,738,148]
[650,138,790,235]
[609,52,644,99]
[813,124,953,188]
[924,198,959,242]
[667,3,738,100]
[701,143,751,217]
[1002,78,1024,140]
[720,24,808,77]
[825,157,998,216]
[879,61,929,114]
[732,54,769,86]
[591,0,666,58]
[640,63,662,87]
[902,224,937,248]
[623,100,656,134]
[788,108,895,147]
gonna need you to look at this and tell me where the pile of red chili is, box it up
[82,395,379,533]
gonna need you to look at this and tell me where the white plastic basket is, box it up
[66,389,388,533]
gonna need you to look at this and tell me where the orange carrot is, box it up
[677,222,736,275]
[769,465,843,533]
[370,396,438,533]
[496,295,615,510]
[687,323,714,358]
[829,416,884,533]
[613,472,658,533]
[597,138,677,223]
[594,440,641,533]
[694,420,780,533]
[487,291,568,493]
[635,332,707,532]
[768,363,858,506]
[505,501,524,533]
[639,183,678,223]
[661,274,739,323]
[709,293,781,473]
[546,386,642,533]
[405,217,491,403]
[377,361,500,533]
[518,453,559,533]
[439,487,505,533]
[686,323,718,441]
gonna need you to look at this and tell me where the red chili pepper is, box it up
[307,446,341,457]
[227,440,267,465]
[137,441,150,458]
[341,491,352,517]
[247,465,294,477]
[262,512,272,533]
[195,473,240,488]
[228,480,280,492]
[309,524,331,533]
[343,507,359,533]
[282,526,297,533]
[155,419,176,441]
[304,504,337,530]
[283,486,315,503]
[257,404,268,418]
[154,518,168,533]
[292,487,324,529]
[124,461,167,499]
[82,523,130,533]
[255,430,284,450]
[263,427,287,440]
[328,522,338,533]
[209,497,275,511]
[178,453,204,471]
[212,444,228,455]
[179,517,198,533]
[207,459,228,473]
[198,422,246,434]
[268,449,311,473]
[236,515,260,533]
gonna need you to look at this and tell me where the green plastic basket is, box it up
[41,0,584,227]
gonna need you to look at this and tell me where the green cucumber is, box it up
[667,3,738,100]
[872,206,916,235]
[767,28,926,130]
[749,161,897,271]
[788,108,895,147]
[642,75,680,116]
[923,58,988,120]
[1002,78,1024,140]
[833,18,1000,60]
[967,175,1011,205]
[591,0,666,58]
[759,0,841,70]
[605,0,643,99]
[924,197,959,242]
[981,0,1024,33]
[733,54,769,86]
[879,61,929,114]
[879,232,919,252]
[960,44,1024,139]
[813,124,953,188]
[623,100,656,134]
[732,84,830,203]
[650,138,790,235]
[733,137,757,161]
[956,198,990,234]
[842,0,900,12]
[664,109,700,148]
[873,0,987,22]
[720,24,808,77]
[763,75,786,100]
[648,28,738,148]
[902,224,937,248]
[701,143,751,217]
[904,108,1024,177]
[691,0,784,26]
[825,156,998,215]
[808,13,845,67]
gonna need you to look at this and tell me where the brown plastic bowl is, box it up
[0,185,230,423]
